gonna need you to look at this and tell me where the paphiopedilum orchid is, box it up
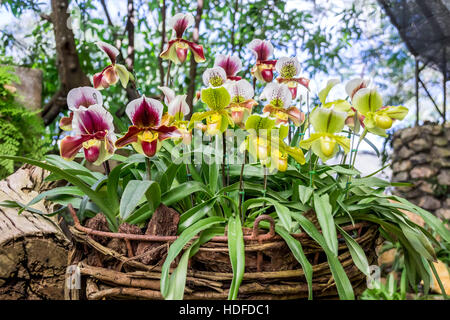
[352,87,408,137]
[275,57,309,99]
[248,39,276,83]
[243,114,305,172]
[60,86,103,131]
[202,67,227,87]
[158,86,191,144]
[343,78,371,130]
[261,83,305,126]
[160,13,206,65]
[189,86,234,136]
[60,104,116,165]
[115,96,181,157]
[299,107,350,162]
[224,79,257,126]
[214,54,242,81]
[93,41,130,90]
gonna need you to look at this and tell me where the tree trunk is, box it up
[0,165,70,299]
[41,0,91,125]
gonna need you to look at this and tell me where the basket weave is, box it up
[66,207,380,300]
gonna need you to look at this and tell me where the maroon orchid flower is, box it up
[59,86,103,131]
[248,39,277,83]
[60,104,116,165]
[93,41,130,90]
[115,96,182,157]
[213,54,243,81]
[160,13,206,65]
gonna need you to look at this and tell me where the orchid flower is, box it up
[189,86,234,136]
[299,107,350,162]
[248,39,276,83]
[261,83,305,126]
[224,79,257,126]
[93,41,131,90]
[243,114,305,172]
[275,57,309,99]
[60,86,103,131]
[115,96,181,157]
[158,86,192,144]
[60,104,116,165]
[202,67,227,87]
[352,87,408,137]
[160,13,206,64]
[342,78,371,130]
[214,54,242,81]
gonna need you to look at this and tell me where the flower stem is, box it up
[165,60,172,87]
[145,157,152,180]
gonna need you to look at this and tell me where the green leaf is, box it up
[298,185,314,205]
[106,163,126,213]
[276,225,313,300]
[119,180,161,221]
[162,181,213,206]
[18,186,84,214]
[178,197,218,232]
[336,225,369,275]
[313,193,338,256]
[227,215,245,300]
[164,244,193,300]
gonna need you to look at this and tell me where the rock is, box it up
[417,196,441,211]
[431,125,443,135]
[436,208,450,220]
[397,146,415,160]
[392,138,403,151]
[418,181,435,194]
[432,146,450,158]
[400,127,419,143]
[410,166,436,179]
[437,170,450,186]
[431,158,450,169]
[444,198,450,208]
[410,154,429,165]
[434,137,448,147]
[408,138,430,152]
[4,66,43,111]
[430,260,450,295]
[392,171,409,182]
[392,160,412,172]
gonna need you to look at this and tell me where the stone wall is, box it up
[390,123,450,221]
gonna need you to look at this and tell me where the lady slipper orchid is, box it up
[275,57,309,99]
[158,86,191,144]
[60,104,116,165]
[214,54,242,81]
[60,86,103,131]
[352,88,408,137]
[248,39,276,83]
[202,67,227,87]
[93,41,131,90]
[189,86,234,136]
[345,78,370,100]
[261,83,305,126]
[115,96,181,157]
[299,107,350,162]
[160,13,206,64]
[243,114,305,172]
[224,79,257,126]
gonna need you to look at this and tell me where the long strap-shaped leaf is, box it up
[276,225,313,300]
[290,211,355,300]
[0,155,118,230]
[160,216,224,298]
[313,193,338,256]
[227,215,245,300]
[336,225,369,276]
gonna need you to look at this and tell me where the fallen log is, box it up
[0,165,70,299]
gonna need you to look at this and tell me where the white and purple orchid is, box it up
[60,104,116,165]
[261,82,305,126]
[275,57,309,99]
[202,67,227,87]
[93,41,130,90]
[60,86,103,131]
[115,96,181,157]
[160,13,206,65]
[213,54,242,81]
[224,79,257,126]
[248,39,276,83]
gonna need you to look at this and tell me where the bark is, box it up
[41,0,91,125]
[0,165,70,299]
[158,0,167,87]
[185,0,204,120]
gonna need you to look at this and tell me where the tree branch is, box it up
[158,0,167,87]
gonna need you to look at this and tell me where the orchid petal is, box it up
[261,83,292,108]
[310,107,346,134]
[72,105,114,136]
[275,57,301,78]
[224,79,254,102]
[160,40,180,64]
[96,41,120,64]
[158,86,176,105]
[169,13,194,38]
[115,125,141,148]
[202,67,227,87]
[353,88,383,115]
[67,87,103,111]
[248,39,273,61]
[214,54,242,77]
[114,63,130,88]
[345,78,370,99]
[245,113,276,132]
[318,78,340,105]
[60,135,90,161]
[59,112,74,131]
[381,105,409,120]
[125,96,163,128]
[167,94,190,116]
[154,125,182,141]
[201,86,231,111]
[286,107,305,127]
[186,41,206,63]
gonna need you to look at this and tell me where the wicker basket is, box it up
[66,208,380,300]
